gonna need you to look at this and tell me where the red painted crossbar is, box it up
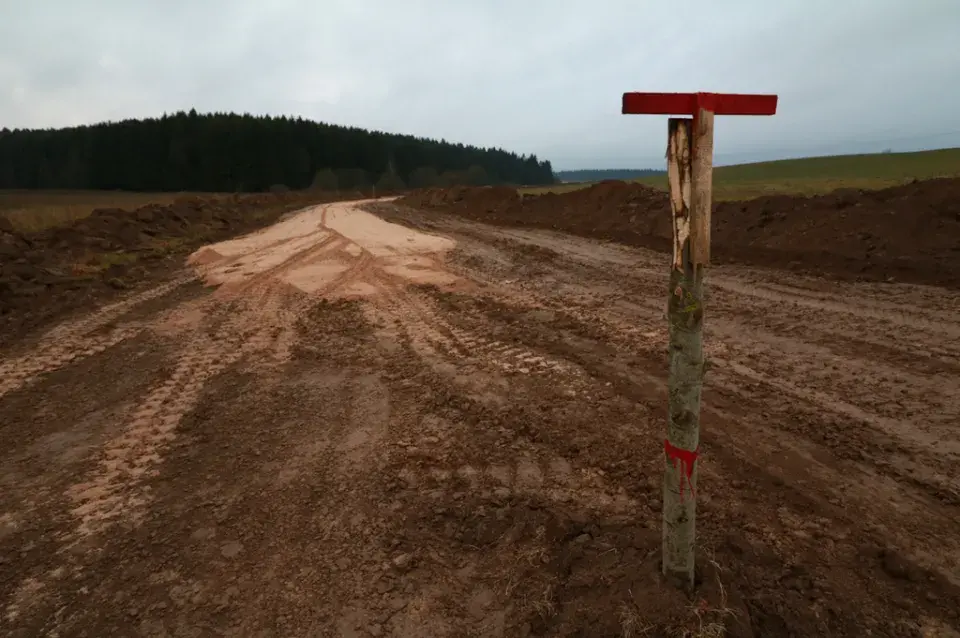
[622,92,777,116]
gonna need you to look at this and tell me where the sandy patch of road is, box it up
[189,199,460,297]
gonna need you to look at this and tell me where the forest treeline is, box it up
[0,110,556,193]
[555,168,665,183]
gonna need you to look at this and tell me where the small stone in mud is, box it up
[190,527,216,541]
[880,548,921,582]
[467,588,496,619]
[392,553,414,570]
[220,541,243,559]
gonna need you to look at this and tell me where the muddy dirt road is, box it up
[1,199,958,637]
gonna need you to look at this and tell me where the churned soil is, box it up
[1,197,958,637]
[0,191,362,347]
[398,178,960,288]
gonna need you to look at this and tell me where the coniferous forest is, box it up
[0,110,556,193]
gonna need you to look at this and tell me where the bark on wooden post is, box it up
[663,118,703,590]
[690,109,715,265]
[621,91,776,591]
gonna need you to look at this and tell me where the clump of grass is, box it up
[673,558,739,638]
[95,251,139,269]
[147,237,189,255]
[617,557,741,638]
[1,205,99,233]
[68,251,140,277]
[620,601,653,637]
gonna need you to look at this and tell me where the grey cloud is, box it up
[2,0,959,169]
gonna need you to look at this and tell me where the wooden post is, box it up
[663,118,702,589]
[621,91,776,591]
[690,109,714,266]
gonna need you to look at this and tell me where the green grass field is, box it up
[525,147,960,201]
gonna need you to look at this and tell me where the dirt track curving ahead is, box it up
[1,198,959,637]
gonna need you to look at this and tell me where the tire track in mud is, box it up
[60,201,453,544]
[746,280,960,331]
[711,277,960,365]
[385,212,960,588]
[0,323,146,400]
[374,281,586,387]
[491,266,960,504]
[1,276,211,627]
[62,288,287,542]
[65,331,246,539]
[204,233,344,298]
[456,227,960,471]
[714,303,960,377]
[455,220,960,375]
[42,273,197,341]
[403,452,637,514]
[586,294,960,577]
[3,306,257,628]
[62,288,323,542]
[0,274,198,401]
[333,374,391,473]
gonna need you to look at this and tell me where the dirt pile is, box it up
[403,185,521,215]
[399,178,960,287]
[0,191,359,346]
[399,181,672,241]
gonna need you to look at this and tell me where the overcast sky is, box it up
[2,0,959,170]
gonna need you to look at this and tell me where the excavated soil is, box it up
[1,198,959,637]
[398,178,960,288]
[0,191,362,347]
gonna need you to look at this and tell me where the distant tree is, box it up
[35,155,54,189]
[408,166,440,188]
[293,147,312,185]
[438,170,468,187]
[376,171,406,193]
[59,148,88,188]
[0,111,557,192]
[465,165,489,186]
[310,168,339,191]
[337,168,371,191]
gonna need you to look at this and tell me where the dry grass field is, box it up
[0,190,226,232]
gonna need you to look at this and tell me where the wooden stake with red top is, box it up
[622,91,778,589]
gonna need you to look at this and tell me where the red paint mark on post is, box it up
[664,439,699,501]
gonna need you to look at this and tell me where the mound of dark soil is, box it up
[399,178,960,288]
[0,191,359,346]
